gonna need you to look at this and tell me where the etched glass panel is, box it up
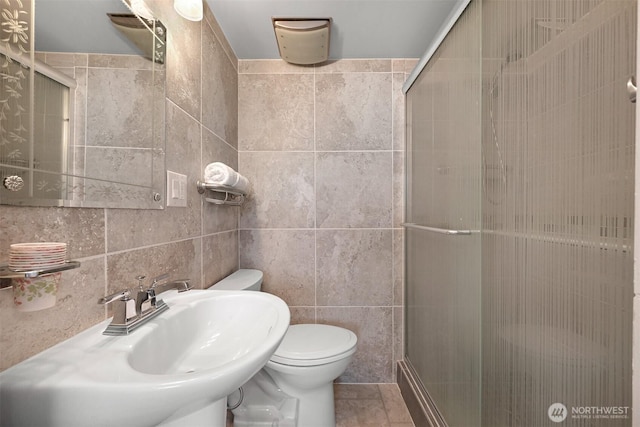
[405,1,482,425]
[481,0,635,425]
[1,0,33,198]
[405,0,635,425]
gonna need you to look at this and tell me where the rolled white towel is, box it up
[204,162,250,193]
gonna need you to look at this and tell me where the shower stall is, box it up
[401,0,635,426]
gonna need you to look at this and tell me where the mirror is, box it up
[0,0,166,209]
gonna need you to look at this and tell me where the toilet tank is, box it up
[208,269,263,291]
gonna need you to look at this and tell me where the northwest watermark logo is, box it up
[548,403,630,422]
[548,403,568,423]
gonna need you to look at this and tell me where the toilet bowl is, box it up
[208,270,357,427]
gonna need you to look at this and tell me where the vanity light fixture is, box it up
[174,0,203,21]
[272,18,332,65]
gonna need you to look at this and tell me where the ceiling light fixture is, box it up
[174,0,203,21]
[272,18,331,65]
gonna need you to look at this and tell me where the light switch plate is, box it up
[166,170,187,207]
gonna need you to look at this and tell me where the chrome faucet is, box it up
[149,274,192,296]
[98,274,192,336]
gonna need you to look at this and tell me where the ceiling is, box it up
[206,0,460,60]
[33,0,461,61]
[35,0,136,54]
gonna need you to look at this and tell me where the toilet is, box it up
[208,269,357,427]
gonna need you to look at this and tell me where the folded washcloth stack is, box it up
[204,162,250,193]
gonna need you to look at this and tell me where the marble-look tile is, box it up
[164,6,202,119]
[0,257,105,370]
[39,52,88,68]
[106,101,202,252]
[393,73,406,151]
[72,66,87,148]
[316,59,392,73]
[391,58,419,74]
[393,229,404,306]
[316,73,392,151]
[336,399,390,427]
[239,152,315,229]
[238,74,314,151]
[202,128,237,171]
[84,147,153,187]
[318,306,393,383]
[335,383,381,400]
[86,68,154,148]
[393,306,403,371]
[106,239,202,291]
[202,231,239,288]
[165,96,204,179]
[393,151,405,228]
[203,3,238,71]
[202,21,238,147]
[288,306,316,324]
[316,229,393,306]
[240,229,315,306]
[202,129,238,234]
[0,206,105,260]
[71,146,85,182]
[316,152,392,228]
[88,54,152,70]
[334,384,415,427]
[239,60,314,74]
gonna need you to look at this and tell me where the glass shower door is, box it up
[480,0,635,425]
[404,1,482,425]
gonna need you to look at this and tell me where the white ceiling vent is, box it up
[272,18,331,65]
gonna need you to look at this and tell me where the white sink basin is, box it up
[0,289,290,427]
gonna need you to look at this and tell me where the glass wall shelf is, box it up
[0,261,81,280]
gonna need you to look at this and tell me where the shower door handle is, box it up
[402,223,475,235]
[627,76,636,103]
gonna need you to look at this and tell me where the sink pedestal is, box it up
[159,398,227,427]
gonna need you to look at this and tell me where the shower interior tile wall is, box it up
[0,0,416,382]
[237,59,415,383]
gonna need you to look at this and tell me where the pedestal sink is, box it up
[0,289,290,427]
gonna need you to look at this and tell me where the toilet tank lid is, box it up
[209,269,263,291]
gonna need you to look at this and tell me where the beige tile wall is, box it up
[1,1,417,384]
[0,1,239,371]
[237,58,416,383]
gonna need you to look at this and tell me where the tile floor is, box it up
[226,383,415,427]
[335,383,415,427]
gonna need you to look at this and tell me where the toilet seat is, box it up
[270,324,357,367]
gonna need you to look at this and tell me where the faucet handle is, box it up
[98,289,131,305]
[173,279,193,292]
[98,289,134,326]
[135,275,146,291]
[150,273,170,287]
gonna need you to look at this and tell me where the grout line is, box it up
[313,67,318,323]
[103,209,109,317]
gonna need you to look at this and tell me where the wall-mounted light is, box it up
[130,0,154,21]
[272,18,331,65]
[174,0,203,21]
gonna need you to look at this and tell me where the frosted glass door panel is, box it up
[481,0,635,425]
[405,1,482,426]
